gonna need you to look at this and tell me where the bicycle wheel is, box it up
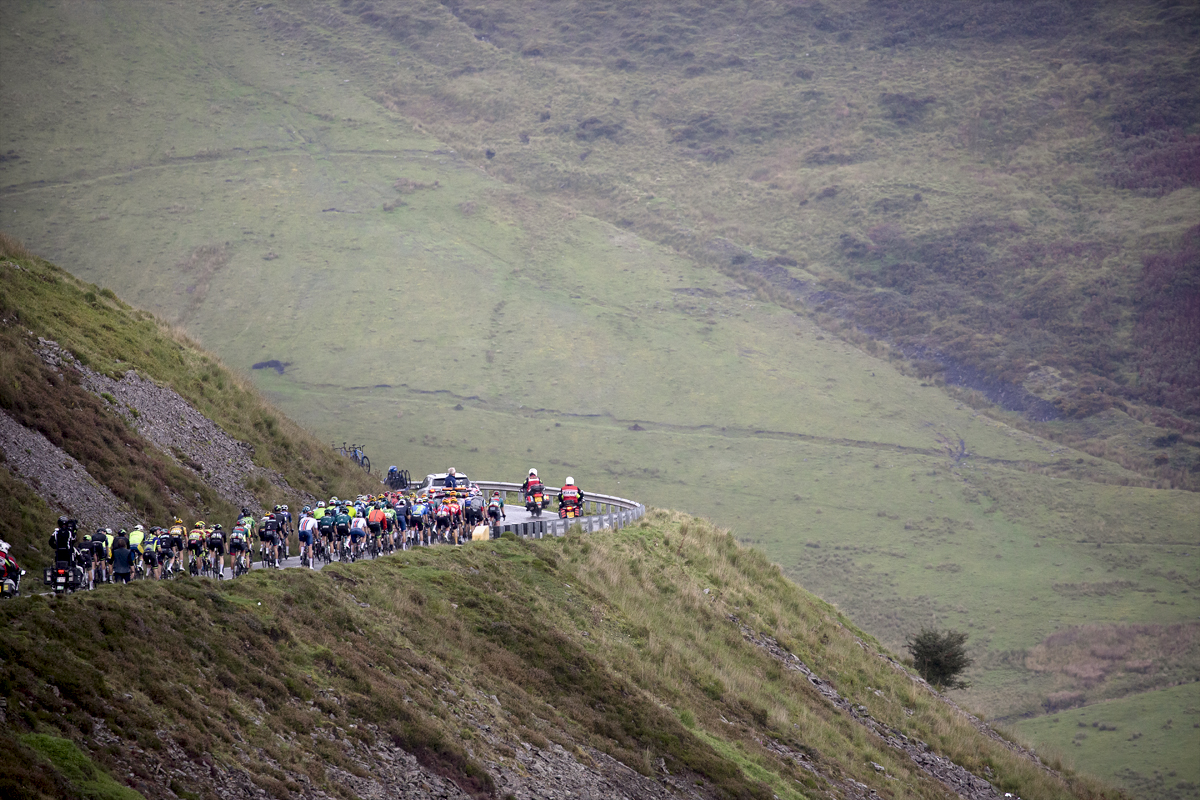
[361,455,370,474]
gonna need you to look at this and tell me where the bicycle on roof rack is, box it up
[335,442,371,474]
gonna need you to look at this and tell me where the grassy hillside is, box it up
[1,513,1118,800]
[0,235,377,572]
[1,1,1197,792]
[1012,682,1200,800]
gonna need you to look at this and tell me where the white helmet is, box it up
[317,500,326,508]
[565,477,574,485]
[0,540,10,554]
[529,468,538,477]
[134,524,144,532]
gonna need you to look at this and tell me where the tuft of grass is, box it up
[17,733,146,800]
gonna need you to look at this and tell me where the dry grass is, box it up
[0,231,33,261]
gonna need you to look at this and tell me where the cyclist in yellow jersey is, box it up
[187,522,206,574]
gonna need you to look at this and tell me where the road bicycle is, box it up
[335,441,371,474]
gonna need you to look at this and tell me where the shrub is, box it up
[906,628,973,689]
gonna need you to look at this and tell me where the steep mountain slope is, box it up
[1,1,1197,793]
[0,512,1118,800]
[0,235,377,573]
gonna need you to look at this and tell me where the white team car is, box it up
[414,473,479,500]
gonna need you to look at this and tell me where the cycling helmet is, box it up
[241,508,250,517]
[493,491,501,496]
[58,515,69,527]
[302,505,311,514]
[134,524,144,532]
[317,500,325,508]
[174,517,183,526]
[330,497,339,505]
[274,505,282,513]
[282,504,289,511]
[529,468,537,477]
[194,521,205,529]
[105,528,113,536]
[212,523,222,530]
[565,477,574,484]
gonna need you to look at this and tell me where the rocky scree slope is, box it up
[0,238,378,572]
[0,511,1119,800]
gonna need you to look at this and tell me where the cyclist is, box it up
[103,526,116,581]
[274,505,292,559]
[487,491,506,525]
[77,528,96,589]
[187,521,207,575]
[206,523,226,579]
[443,491,464,545]
[165,518,187,577]
[317,508,337,559]
[367,502,386,554]
[89,528,110,585]
[408,496,429,547]
[464,493,485,528]
[385,499,403,551]
[228,521,249,576]
[313,500,327,520]
[349,510,368,559]
[333,504,352,560]
[126,524,147,578]
[260,509,281,568]
[298,507,318,568]
[558,477,584,513]
[143,527,162,580]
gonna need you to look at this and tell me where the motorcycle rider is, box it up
[0,540,22,597]
[48,516,78,565]
[558,477,584,512]
[521,468,542,496]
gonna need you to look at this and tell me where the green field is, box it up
[2,1,1198,792]
[1012,682,1200,800]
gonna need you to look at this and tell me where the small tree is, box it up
[906,628,972,690]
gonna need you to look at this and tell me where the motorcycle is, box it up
[558,502,582,520]
[525,487,546,517]
[44,559,83,595]
[1,564,25,598]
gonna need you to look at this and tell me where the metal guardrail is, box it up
[473,481,645,539]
